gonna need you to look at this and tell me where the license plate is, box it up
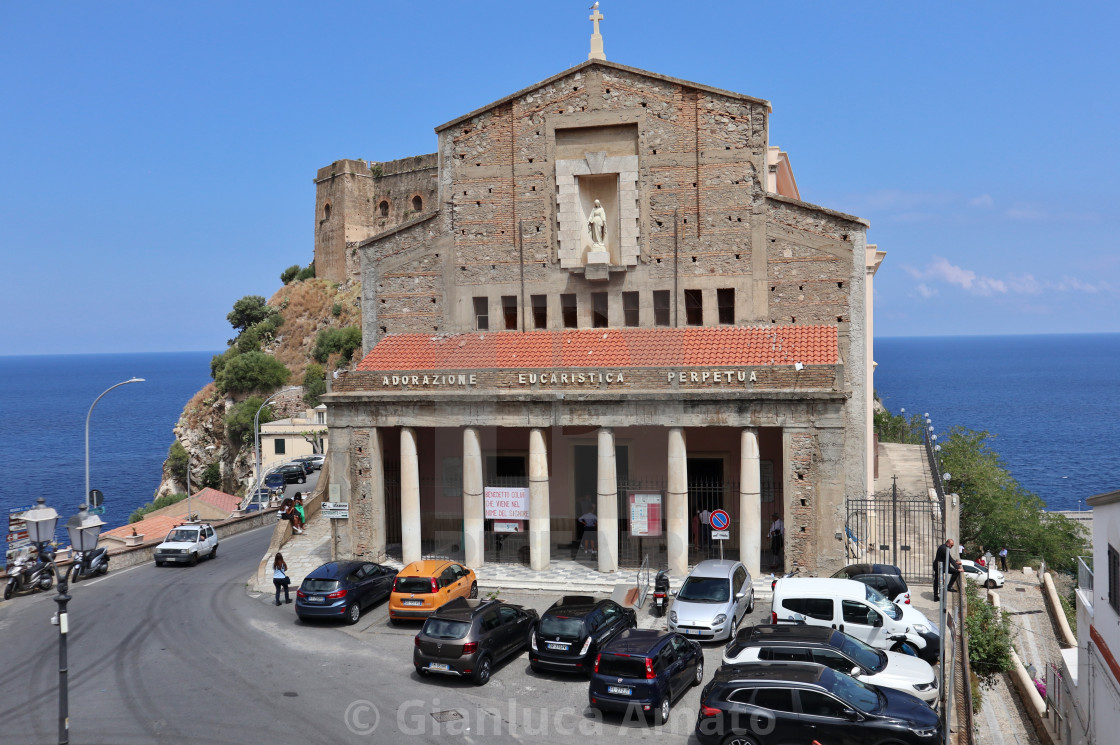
[428,663,450,671]
[402,600,424,606]
[547,642,570,651]
[607,685,632,696]
[689,629,702,635]
[306,596,324,604]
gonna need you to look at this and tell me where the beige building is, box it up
[320,26,884,577]
[259,405,328,473]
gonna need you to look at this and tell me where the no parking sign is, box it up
[709,509,730,532]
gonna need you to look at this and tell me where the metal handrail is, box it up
[1078,556,1094,593]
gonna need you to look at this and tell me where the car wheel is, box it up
[694,659,705,686]
[525,623,537,650]
[746,590,755,614]
[210,546,218,560]
[346,603,361,625]
[189,553,199,567]
[300,476,306,484]
[721,735,760,745]
[155,559,164,567]
[387,615,398,626]
[473,655,492,686]
[985,579,997,589]
[469,581,478,599]
[4,582,14,600]
[653,696,670,726]
[416,665,429,677]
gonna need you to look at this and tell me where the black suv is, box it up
[589,629,704,726]
[530,595,637,674]
[275,464,307,484]
[695,662,941,745]
[832,563,911,605]
[413,597,538,685]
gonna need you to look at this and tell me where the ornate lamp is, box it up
[66,505,104,553]
[23,497,59,545]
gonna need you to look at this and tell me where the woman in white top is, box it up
[273,552,291,605]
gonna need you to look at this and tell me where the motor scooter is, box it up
[72,546,110,581]
[652,569,670,617]
[4,550,55,600]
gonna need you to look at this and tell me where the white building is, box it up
[259,405,328,473]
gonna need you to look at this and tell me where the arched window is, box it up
[378,200,389,217]
[411,195,423,212]
[323,202,332,221]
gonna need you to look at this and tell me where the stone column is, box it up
[529,428,550,571]
[739,428,761,577]
[400,427,421,565]
[667,427,689,575]
[462,427,484,568]
[597,427,618,573]
[369,428,387,559]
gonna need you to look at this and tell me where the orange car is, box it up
[388,560,478,622]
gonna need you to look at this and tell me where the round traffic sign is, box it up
[709,509,730,530]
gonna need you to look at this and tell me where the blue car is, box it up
[589,629,704,726]
[295,561,396,625]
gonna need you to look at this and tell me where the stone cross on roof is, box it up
[588,4,605,61]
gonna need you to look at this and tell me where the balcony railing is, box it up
[1078,555,1094,593]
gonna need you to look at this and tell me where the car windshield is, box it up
[167,530,199,542]
[597,654,647,678]
[422,618,470,640]
[834,632,886,672]
[540,615,585,637]
[396,577,433,594]
[302,579,339,593]
[864,585,901,621]
[821,666,882,713]
[676,576,730,603]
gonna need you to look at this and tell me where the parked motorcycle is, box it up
[4,551,56,600]
[770,565,800,591]
[652,569,670,617]
[71,546,110,581]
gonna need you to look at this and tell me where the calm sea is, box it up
[874,333,1120,511]
[1,335,1116,559]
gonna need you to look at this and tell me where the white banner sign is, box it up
[711,530,730,540]
[321,502,350,519]
[484,487,529,520]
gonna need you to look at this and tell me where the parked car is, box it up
[154,523,218,567]
[275,464,307,484]
[529,595,637,674]
[960,559,1005,588]
[291,458,314,475]
[296,560,396,624]
[413,597,538,684]
[831,563,911,605]
[771,577,940,662]
[588,629,704,725]
[668,559,754,641]
[722,624,938,705]
[389,560,478,622]
[308,454,325,470]
[294,455,324,472]
[264,472,286,491]
[245,489,273,512]
[695,662,941,745]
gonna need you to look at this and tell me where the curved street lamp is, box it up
[85,378,144,506]
[250,386,300,508]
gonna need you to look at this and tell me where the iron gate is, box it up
[845,485,943,584]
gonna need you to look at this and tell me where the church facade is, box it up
[318,50,885,578]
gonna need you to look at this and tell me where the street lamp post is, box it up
[250,387,299,508]
[185,444,217,522]
[85,378,144,505]
[23,498,104,745]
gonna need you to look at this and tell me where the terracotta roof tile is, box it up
[356,326,838,371]
[102,514,184,541]
[193,488,240,514]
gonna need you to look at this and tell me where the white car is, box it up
[960,559,1004,588]
[154,523,219,567]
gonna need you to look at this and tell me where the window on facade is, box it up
[717,288,735,325]
[316,411,325,424]
[623,291,639,327]
[274,439,286,455]
[412,195,423,212]
[1109,544,1120,613]
[502,295,518,330]
[323,203,331,221]
[685,289,703,326]
[561,294,578,328]
[378,200,389,217]
[473,297,489,330]
[592,292,608,328]
[531,294,547,329]
[653,290,671,326]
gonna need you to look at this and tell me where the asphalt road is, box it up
[0,520,750,745]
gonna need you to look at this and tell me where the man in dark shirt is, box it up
[933,538,960,601]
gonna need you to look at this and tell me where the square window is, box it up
[561,294,578,328]
[717,288,735,325]
[685,289,703,326]
[592,292,608,328]
[531,294,547,329]
[274,439,285,455]
[473,297,489,330]
[623,292,639,326]
[502,295,518,330]
[653,290,670,327]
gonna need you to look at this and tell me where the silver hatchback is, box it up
[667,559,753,642]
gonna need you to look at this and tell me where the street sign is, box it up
[709,509,730,531]
[711,530,730,540]
[89,506,105,516]
[321,502,350,519]
[89,489,104,507]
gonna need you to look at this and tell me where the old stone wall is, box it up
[786,429,821,573]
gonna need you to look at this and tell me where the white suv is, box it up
[154,523,219,567]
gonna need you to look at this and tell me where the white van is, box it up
[770,577,939,663]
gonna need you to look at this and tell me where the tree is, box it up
[303,363,326,407]
[227,295,274,334]
[201,462,221,490]
[166,441,189,488]
[300,429,328,454]
[280,264,301,285]
[312,326,363,364]
[215,351,290,395]
[964,581,1014,688]
[296,262,316,281]
[225,397,274,451]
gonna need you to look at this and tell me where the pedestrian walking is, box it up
[999,546,1009,572]
[933,538,961,601]
[574,495,593,549]
[273,553,292,605]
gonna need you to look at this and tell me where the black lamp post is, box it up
[23,498,103,745]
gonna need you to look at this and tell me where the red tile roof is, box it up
[102,514,184,541]
[193,487,240,514]
[356,326,838,371]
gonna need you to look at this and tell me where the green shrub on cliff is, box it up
[280,264,301,285]
[312,326,362,365]
[964,580,1014,687]
[166,441,189,488]
[130,493,187,523]
[303,363,326,407]
[224,396,274,450]
[214,351,290,395]
[296,262,316,281]
[227,295,276,334]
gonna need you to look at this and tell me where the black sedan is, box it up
[296,561,396,624]
[276,464,307,484]
[530,595,637,674]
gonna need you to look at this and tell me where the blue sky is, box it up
[2,1,1116,355]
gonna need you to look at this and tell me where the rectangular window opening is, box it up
[653,290,671,327]
[591,292,608,328]
[623,291,639,327]
[684,289,703,326]
[717,288,735,325]
[531,294,548,329]
[274,439,286,455]
[561,294,578,328]
[1109,545,1120,613]
[473,296,489,330]
[501,295,518,330]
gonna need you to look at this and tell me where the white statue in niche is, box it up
[587,199,607,248]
